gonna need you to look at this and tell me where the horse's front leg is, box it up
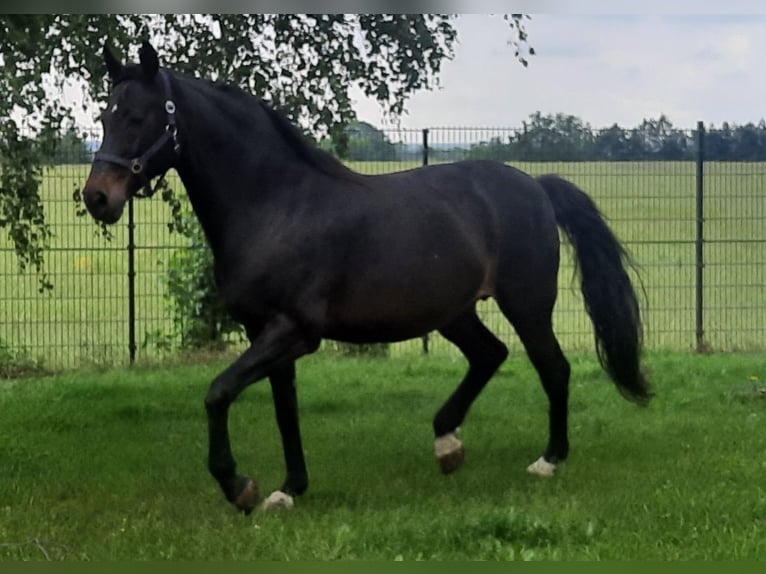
[204,314,315,514]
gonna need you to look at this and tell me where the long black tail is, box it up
[537,174,652,405]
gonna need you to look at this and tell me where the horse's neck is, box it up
[172,82,302,254]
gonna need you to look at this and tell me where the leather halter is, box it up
[94,69,179,198]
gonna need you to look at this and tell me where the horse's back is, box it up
[318,161,561,338]
[378,159,562,299]
[370,159,560,260]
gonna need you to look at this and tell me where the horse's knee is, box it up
[472,340,507,377]
[205,385,232,413]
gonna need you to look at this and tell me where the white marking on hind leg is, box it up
[434,428,462,458]
[260,490,294,511]
[527,456,557,477]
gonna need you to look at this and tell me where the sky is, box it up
[61,11,766,135]
[350,13,766,131]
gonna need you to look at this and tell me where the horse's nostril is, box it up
[92,190,108,207]
[84,189,108,211]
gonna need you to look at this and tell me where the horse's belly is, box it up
[323,319,440,344]
[323,275,484,343]
[323,327,425,344]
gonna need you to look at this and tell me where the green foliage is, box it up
[0,121,52,290]
[0,14,532,285]
[344,121,400,161]
[0,338,49,378]
[48,127,91,165]
[164,199,243,350]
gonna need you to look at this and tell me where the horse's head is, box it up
[82,41,179,224]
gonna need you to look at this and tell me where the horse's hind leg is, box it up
[434,310,509,474]
[498,300,571,477]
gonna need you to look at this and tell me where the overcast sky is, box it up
[66,11,766,134]
[351,13,766,131]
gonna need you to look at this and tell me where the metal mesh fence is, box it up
[1,126,764,370]
[704,161,766,350]
[1,161,127,368]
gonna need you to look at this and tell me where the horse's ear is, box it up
[139,40,159,79]
[103,44,123,81]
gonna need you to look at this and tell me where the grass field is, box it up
[0,160,765,370]
[1,352,765,560]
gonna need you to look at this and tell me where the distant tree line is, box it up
[36,114,766,165]
[462,113,766,162]
[324,115,766,162]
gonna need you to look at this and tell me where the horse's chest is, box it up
[215,256,308,319]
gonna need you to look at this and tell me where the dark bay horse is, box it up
[82,42,652,513]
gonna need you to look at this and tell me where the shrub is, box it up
[165,202,244,350]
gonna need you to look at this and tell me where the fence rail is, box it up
[1,124,764,370]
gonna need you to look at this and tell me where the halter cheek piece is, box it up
[94,69,180,198]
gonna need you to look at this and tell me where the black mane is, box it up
[205,79,360,182]
[114,65,360,182]
[257,101,360,182]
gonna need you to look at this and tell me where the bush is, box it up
[0,339,50,379]
[165,203,244,350]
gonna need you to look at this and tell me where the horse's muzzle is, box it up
[82,166,130,224]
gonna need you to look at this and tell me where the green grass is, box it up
[0,161,765,370]
[1,352,765,560]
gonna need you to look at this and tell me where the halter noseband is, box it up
[94,69,180,198]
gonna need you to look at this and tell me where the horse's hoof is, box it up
[261,490,295,511]
[527,456,557,477]
[234,477,260,514]
[435,431,464,474]
[438,446,465,474]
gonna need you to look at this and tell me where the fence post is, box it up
[127,198,137,364]
[695,121,706,352]
[421,128,430,355]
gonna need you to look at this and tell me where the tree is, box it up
[49,127,91,165]
[705,121,766,161]
[510,112,594,161]
[731,122,766,160]
[629,115,692,160]
[706,122,734,161]
[0,14,533,286]
[465,136,513,162]
[593,124,633,161]
[344,120,399,161]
